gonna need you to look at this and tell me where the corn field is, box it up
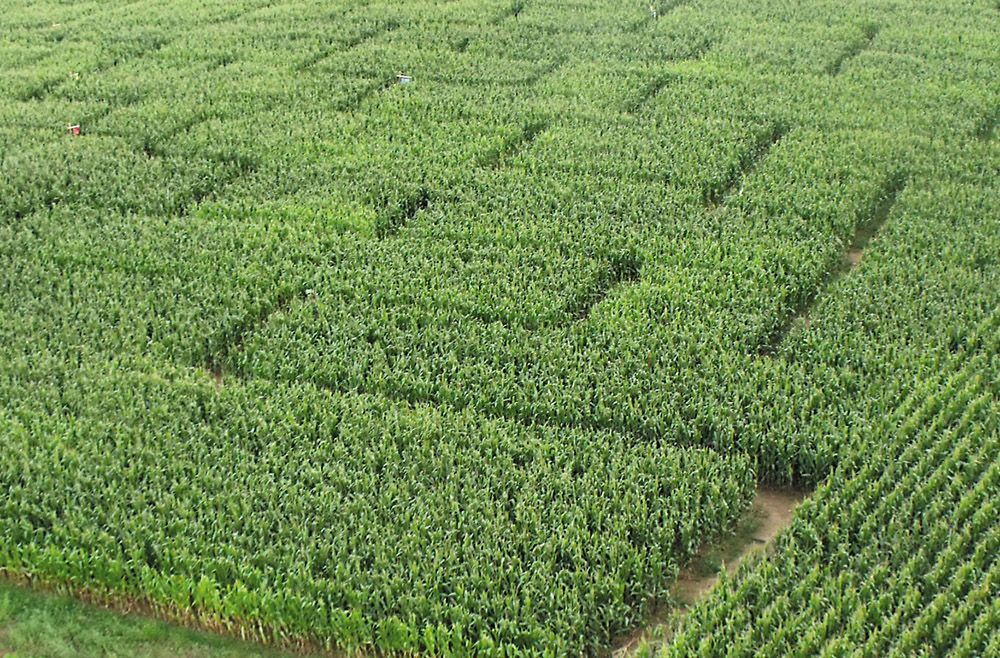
[0,0,998,655]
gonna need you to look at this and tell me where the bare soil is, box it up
[748,487,805,544]
[611,486,807,656]
[674,486,803,604]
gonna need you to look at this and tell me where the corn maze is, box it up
[1,0,998,656]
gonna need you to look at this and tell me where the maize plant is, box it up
[1,0,999,655]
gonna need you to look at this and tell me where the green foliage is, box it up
[0,581,317,658]
[1,0,998,655]
[662,324,1000,657]
[0,365,755,655]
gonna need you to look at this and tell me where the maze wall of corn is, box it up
[1,1,998,656]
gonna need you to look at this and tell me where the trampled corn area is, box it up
[1,0,998,656]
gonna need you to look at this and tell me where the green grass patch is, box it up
[0,582,320,658]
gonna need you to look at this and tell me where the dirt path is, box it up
[612,486,807,657]
[673,487,803,605]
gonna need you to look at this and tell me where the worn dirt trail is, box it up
[612,487,807,657]
[672,487,803,605]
